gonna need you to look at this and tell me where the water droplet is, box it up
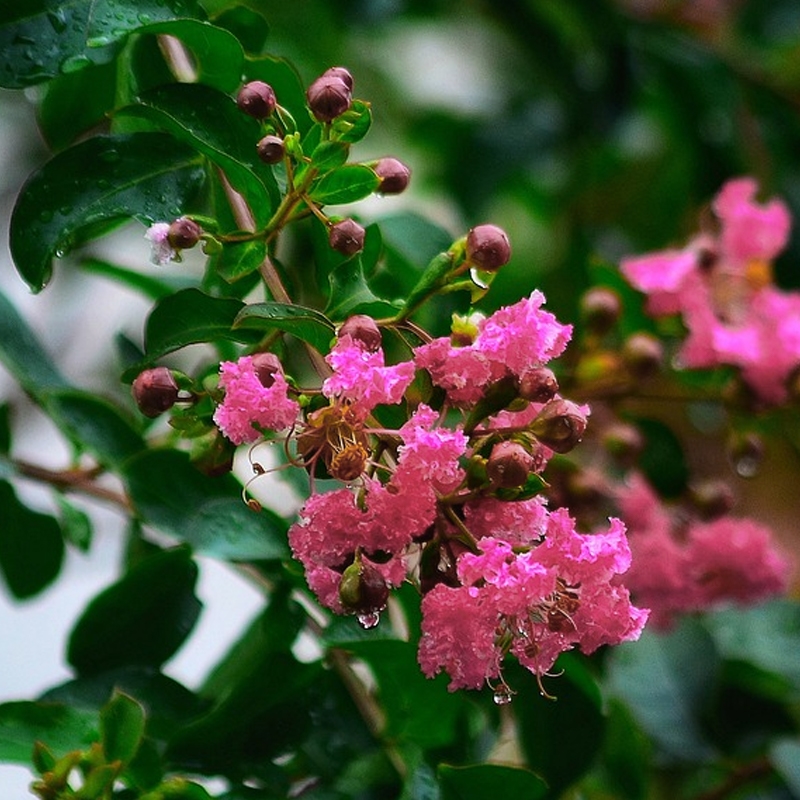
[13,34,37,45]
[733,455,759,478]
[356,612,381,630]
[86,35,113,48]
[61,54,92,74]
[38,210,53,223]
[492,686,514,705]
[138,12,153,23]
[58,205,72,216]
[99,148,120,163]
[46,9,68,33]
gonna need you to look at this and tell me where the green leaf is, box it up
[0,289,69,395]
[56,494,93,552]
[438,764,547,800]
[331,99,373,145]
[0,402,10,454]
[633,417,689,498]
[45,389,145,470]
[771,738,800,796]
[100,691,146,767]
[78,257,197,301]
[308,165,380,206]
[0,480,64,600]
[233,302,335,354]
[116,83,278,226]
[0,0,205,89]
[123,450,289,560]
[326,254,402,321]
[605,618,720,762]
[0,701,98,763]
[309,140,350,174]
[67,546,202,676]
[10,132,205,292]
[214,239,267,283]
[211,6,270,56]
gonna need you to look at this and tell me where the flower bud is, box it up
[236,80,277,119]
[322,66,354,91]
[132,367,179,417]
[530,399,588,454]
[329,218,365,256]
[518,367,559,403]
[487,441,535,488]
[256,134,285,164]
[727,431,764,478]
[374,157,411,194]
[251,352,284,388]
[465,224,511,272]
[338,315,382,352]
[580,287,621,336]
[306,73,352,122]
[601,421,644,467]
[622,332,663,379]
[167,217,202,250]
[688,479,735,520]
[339,559,389,615]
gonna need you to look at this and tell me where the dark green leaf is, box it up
[233,302,335,354]
[123,450,289,560]
[308,165,380,206]
[771,738,800,795]
[601,699,652,800]
[0,403,10,454]
[326,255,401,321]
[10,133,204,292]
[45,389,145,470]
[0,701,98,763]
[605,618,719,762]
[214,239,267,283]
[0,480,64,600]
[79,257,197,301]
[310,140,350,174]
[0,289,69,395]
[211,6,270,56]
[633,417,689,498]
[100,691,145,766]
[0,0,205,89]
[67,546,202,675]
[116,83,277,226]
[438,764,547,800]
[56,494,93,552]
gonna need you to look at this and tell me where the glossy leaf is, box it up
[100,691,146,766]
[10,133,205,292]
[0,701,98,763]
[0,480,64,600]
[67,546,202,675]
[116,84,278,226]
[326,254,402,321]
[331,99,373,145]
[438,764,547,800]
[55,494,93,552]
[0,0,205,89]
[233,302,335,354]
[123,450,289,560]
[308,164,380,206]
[309,140,350,174]
[78,257,197,301]
[211,5,270,56]
[214,239,267,283]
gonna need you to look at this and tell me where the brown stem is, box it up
[693,757,774,800]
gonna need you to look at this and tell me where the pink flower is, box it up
[145,222,176,266]
[413,338,492,406]
[323,335,415,416]
[213,356,299,444]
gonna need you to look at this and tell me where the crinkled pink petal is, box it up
[620,249,697,316]
[413,338,492,406]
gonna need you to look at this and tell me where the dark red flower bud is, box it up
[329,218,365,256]
[338,315,382,352]
[688,479,735,520]
[374,157,411,194]
[132,367,179,417]
[322,66,354,92]
[622,332,663,379]
[466,224,511,272]
[518,367,559,403]
[236,80,277,120]
[256,134,285,165]
[167,217,202,250]
[250,352,284,388]
[487,441,535,488]
[339,558,389,616]
[530,399,588,454]
[580,287,621,336]
[306,74,352,122]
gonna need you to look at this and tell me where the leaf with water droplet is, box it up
[10,132,204,292]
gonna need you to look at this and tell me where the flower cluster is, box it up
[616,473,791,629]
[620,177,800,403]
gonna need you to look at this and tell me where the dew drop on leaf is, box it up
[357,611,381,629]
[61,54,92,74]
[46,9,68,33]
[493,686,514,705]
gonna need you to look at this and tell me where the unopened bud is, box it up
[580,287,621,336]
[374,157,411,194]
[250,352,283,388]
[256,134,285,164]
[167,217,202,250]
[466,224,511,272]
[306,73,352,122]
[329,218,365,256]
[236,81,277,119]
[688,479,735,520]
[322,66,354,91]
[601,421,644,467]
[132,367,179,417]
[622,332,663,379]
[339,559,389,615]
[530,399,588,454]
[518,367,559,403]
[487,441,535,488]
[338,315,382,352]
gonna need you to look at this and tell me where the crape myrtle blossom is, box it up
[617,473,791,628]
[145,222,176,266]
[414,290,572,406]
[620,177,800,403]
